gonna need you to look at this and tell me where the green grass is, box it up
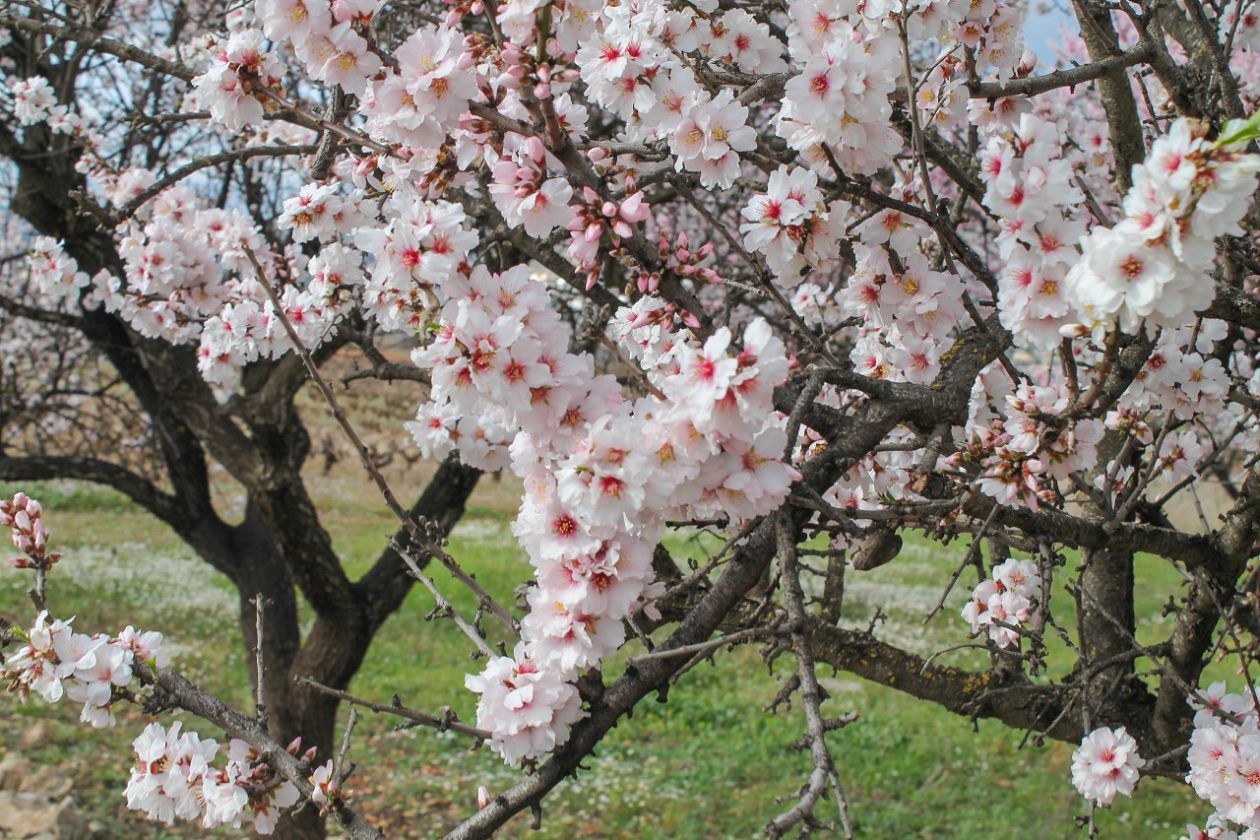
[0,478,1212,838]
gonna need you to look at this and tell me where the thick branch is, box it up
[0,453,176,520]
[969,46,1153,99]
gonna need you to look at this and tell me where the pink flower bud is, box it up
[525,135,547,164]
[612,220,632,238]
[601,201,617,217]
[331,0,357,22]
[477,786,490,809]
[503,67,528,89]
[619,191,648,222]
[1017,48,1037,77]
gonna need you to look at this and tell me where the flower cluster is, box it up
[979,114,1084,347]
[278,183,366,244]
[964,382,1103,510]
[2,611,166,728]
[1066,118,1260,334]
[256,0,382,97]
[1185,683,1260,834]
[22,179,364,393]
[125,195,339,388]
[1071,726,1145,806]
[1,495,307,831]
[389,189,799,760]
[11,0,1260,820]
[777,20,901,177]
[463,646,584,765]
[363,23,475,150]
[705,9,787,74]
[566,186,651,284]
[667,89,756,189]
[839,242,965,385]
[8,77,69,128]
[740,167,848,283]
[26,236,94,312]
[126,722,303,833]
[960,558,1040,648]
[488,135,576,237]
[1,492,61,570]
[191,28,285,130]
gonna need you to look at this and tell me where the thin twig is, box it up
[253,593,268,729]
[628,626,771,665]
[297,677,491,740]
[390,538,495,657]
[924,502,1001,623]
[335,708,359,786]
[766,512,857,840]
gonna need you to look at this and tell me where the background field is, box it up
[0,383,1215,838]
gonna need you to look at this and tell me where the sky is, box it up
[1025,3,1079,63]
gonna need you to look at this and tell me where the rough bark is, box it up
[1071,0,1146,191]
[1078,547,1141,711]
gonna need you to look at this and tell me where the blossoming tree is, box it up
[4,0,1260,836]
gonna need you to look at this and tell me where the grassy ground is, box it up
[0,450,1214,838]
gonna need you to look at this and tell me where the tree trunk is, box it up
[227,504,321,839]
[266,678,338,837]
[246,458,483,839]
[1078,546,1152,735]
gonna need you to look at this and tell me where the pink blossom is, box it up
[1072,726,1145,806]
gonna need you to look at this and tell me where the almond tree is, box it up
[3,0,1260,838]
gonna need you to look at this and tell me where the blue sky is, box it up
[1025,4,1079,62]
